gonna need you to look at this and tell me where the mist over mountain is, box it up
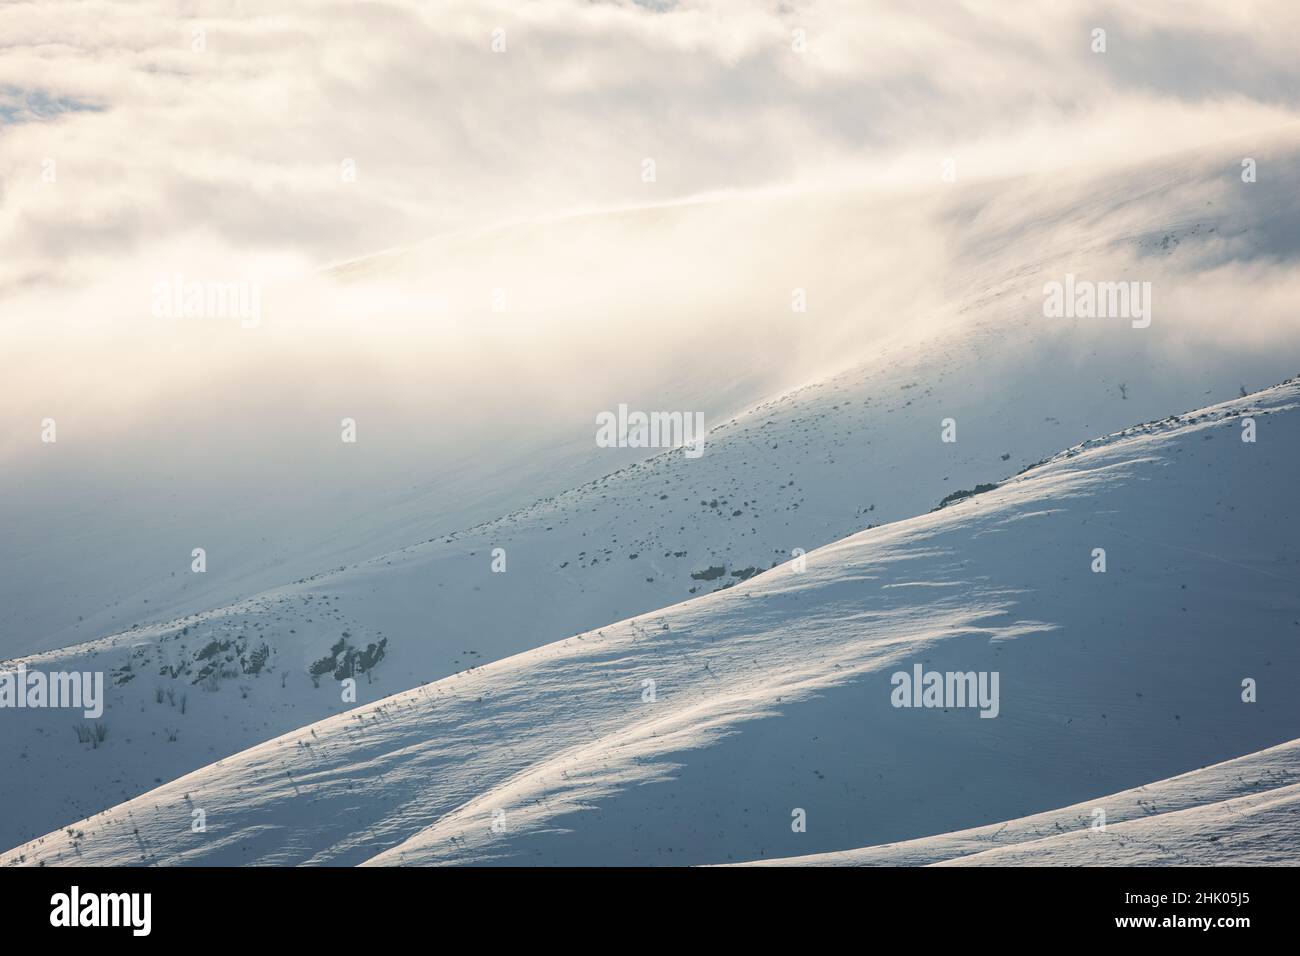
[2,1,1299,886]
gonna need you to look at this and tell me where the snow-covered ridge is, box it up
[737,736,1300,866]
[7,378,1298,866]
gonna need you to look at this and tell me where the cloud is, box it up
[2,0,1299,282]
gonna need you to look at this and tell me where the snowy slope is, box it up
[4,137,1300,851]
[742,737,1300,866]
[7,130,1300,659]
[6,376,1298,866]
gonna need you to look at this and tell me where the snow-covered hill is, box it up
[4,136,1300,852]
[743,737,1300,866]
[7,376,1298,866]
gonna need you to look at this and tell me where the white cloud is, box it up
[2,0,1298,285]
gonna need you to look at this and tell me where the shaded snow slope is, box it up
[742,738,1300,866]
[6,377,1298,866]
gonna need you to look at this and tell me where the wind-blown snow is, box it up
[7,377,1298,866]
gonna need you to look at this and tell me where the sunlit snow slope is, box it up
[6,377,1298,866]
[742,737,1300,866]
